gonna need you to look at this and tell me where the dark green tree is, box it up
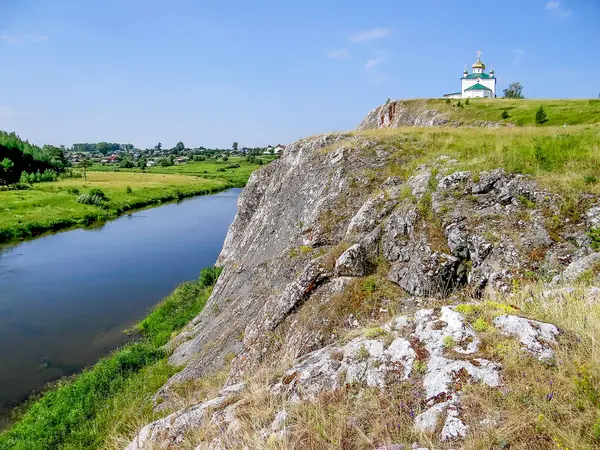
[501,109,510,119]
[503,82,524,99]
[42,145,68,171]
[174,141,185,153]
[535,106,548,124]
[232,142,238,152]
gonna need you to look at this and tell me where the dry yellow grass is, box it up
[131,283,600,450]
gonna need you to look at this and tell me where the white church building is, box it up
[444,51,497,99]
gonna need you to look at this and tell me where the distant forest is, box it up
[0,131,67,186]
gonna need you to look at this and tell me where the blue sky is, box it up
[0,0,598,149]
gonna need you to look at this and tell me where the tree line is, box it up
[0,131,68,186]
[72,143,134,155]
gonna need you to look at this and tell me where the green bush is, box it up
[75,193,105,206]
[88,188,107,199]
[12,182,30,190]
[502,109,510,119]
[126,185,133,194]
[66,187,80,195]
[199,266,223,288]
[18,170,58,184]
[225,163,241,169]
[217,167,226,172]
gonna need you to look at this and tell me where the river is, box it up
[0,188,240,425]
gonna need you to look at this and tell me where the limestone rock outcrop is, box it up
[126,128,597,449]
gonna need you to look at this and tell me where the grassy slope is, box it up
[417,98,600,127]
[188,284,600,449]
[352,124,600,202]
[0,268,219,450]
[0,155,272,243]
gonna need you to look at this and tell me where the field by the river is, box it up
[0,156,272,243]
[0,172,227,243]
[91,155,278,186]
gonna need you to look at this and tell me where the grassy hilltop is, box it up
[363,98,600,128]
[430,98,600,126]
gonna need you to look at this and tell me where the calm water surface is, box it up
[0,188,240,421]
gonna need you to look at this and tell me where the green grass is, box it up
[408,98,600,127]
[91,155,277,187]
[0,171,228,243]
[137,277,213,348]
[0,267,220,450]
[0,156,276,243]
[354,124,600,201]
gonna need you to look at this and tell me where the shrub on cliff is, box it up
[199,266,223,288]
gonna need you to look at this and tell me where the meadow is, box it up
[92,155,278,186]
[351,123,600,203]
[0,156,272,243]
[421,98,600,127]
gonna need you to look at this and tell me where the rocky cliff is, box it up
[126,109,600,449]
[356,99,503,130]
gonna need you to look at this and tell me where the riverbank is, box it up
[0,266,221,449]
[0,171,231,243]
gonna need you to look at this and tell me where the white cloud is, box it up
[545,1,572,17]
[0,35,20,44]
[349,27,391,43]
[365,57,383,69]
[327,48,350,59]
[0,33,49,44]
